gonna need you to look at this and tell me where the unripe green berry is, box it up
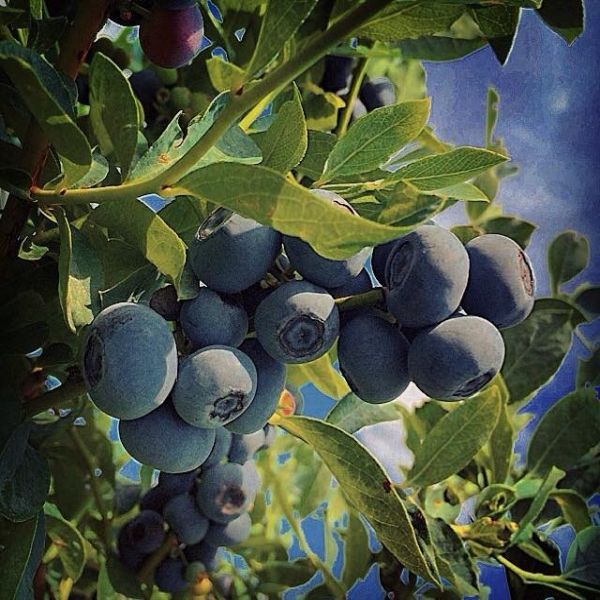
[170,86,192,110]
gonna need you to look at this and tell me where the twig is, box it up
[336,56,369,138]
[24,377,87,419]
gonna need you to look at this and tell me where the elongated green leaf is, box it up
[576,347,600,387]
[87,198,186,289]
[357,3,465,42]
[565,526,600,586]
[550,490,592,533]
[286,354,350,401]
[436,182,489,202]
[572,285,600,321]
[512,466,564,543]
[536,0,584,45]
[0,511,46,600]
[246,0,318,78]
[206,56,245,92]
[57,207,103,332]
[526,388,600,475]
[391,147,508,191]
[471,6,520,65]
[297,130,337,180]
[398,36,486,62]
[89,52,139,180]
[44,504,87,582]
[548,230,589,295]
[480,215,536,249]
[342,511,371,589]
[320,99,431,183]
[279,415,438,582]
[488,397,514,484]
[406,385,503,487]
[255,85,308,173]
[158,196,210,246]
[326,393,404,434]
[501,299,576,404]
[174,163,420,259]
[0,41,91,186]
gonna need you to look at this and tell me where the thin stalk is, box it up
[32,0,395,207]
[24,377,87,419]
[138,531,178,584]
[266,459,347,599]
[336,56,369,138]
[69,427,113,549]
[335,287,385,312]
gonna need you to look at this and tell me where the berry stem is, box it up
[336,56,370,138]
[31,0,395,207]
[335,287,386,312]
[23,374,87,420]
[138,531,178,585]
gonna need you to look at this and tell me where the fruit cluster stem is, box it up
[32,0,395,207]
[335,287,386,312]
[336,56,370,138]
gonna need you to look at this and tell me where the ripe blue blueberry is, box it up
[408,315,505,400]
[119,401,216,473]
[203,427,233,469]
[120,510,165,554]
[158,470,198,497]
[163,493,209,545]
[180,287,248,349]
[462,234,535,329]
[254,280,340,364]
[204,512,251,547]
[227,431,266,464]
[184,542,219,571]
[328,268,373,298]
[172,346,257,428]
[189,210,282,294]
[196,462,257,523]
[155,557,188,593]
[320,55,353,93]
[385,225,469,328]
[117,528,148,571]
[371,239,398,285]
[338,312,411,403]
[82,302,177,420]
[226,340,286,434]
[284,190,369,287]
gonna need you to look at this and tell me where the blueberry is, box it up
[227,430,266,464]
[189,210,282,294]
[338,312,411,404]
[172,346,257,428]
[163,494,209,544]
[225,340,286,434]
[328,269,373,298]
[140,486,172,513]
[139,3,204,69]
[150,285,181,321]
[186,560,208,582]
[204,512,251,547]
[180,288,248,350]
[114,483,141,515]
[184,542,219,571]
[129,69,163,122]
[117,528,148,571]
[119,401,216,473]
[284,190,369,288]
[385,225,469,328]
[462,234,535,329]
[371,239,398,285]
[82,302,177,420]
[155,557,189,593]
[359,77,395,111]
[120,510,165,554]
[196,462,257,523]
[254,280,340,364]
[320,55,353,93]
[239,282,274,318]
[203,427,233,468]
[408,315,505,400]
[158,470,198,496]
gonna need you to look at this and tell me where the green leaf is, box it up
[0,291,48,355]
[319,99,431,183]
[73,151,109,189]
[341,511,371,589]
[206,56,245,92]
[452,224,480,245]
[0,41,92,187]
[526,388,600,475]
[501,299,576,404]
[391,147,508,191]
[406,384,503,487]
[44,504,87,582]
[297,130,337,180]
[436,182,489,202]
[87,198,187,289]
[357,3,465,42]
[57,207,104,332]
[246,0,318,77]
[488,393,514,484]
[572,285,600,321]
[565,526,600,586]
[279,415,438,583]
[158,196,210,247]
[174,163,422,259]
[255,85,307,173]
[99,553,144,599]
[548,230,589,294]
[511,466,565,544]
[471,6,520,65]
[576,347,600,387]
[536,0,584,45]
[480,215,536,249]
[397,36,485,62]
[0,511,46,600]
[286,353,349,401]
[550,490,592,533]
[326,393,404,434]
[89,52,139,180]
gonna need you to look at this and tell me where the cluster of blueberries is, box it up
[117,427,269,593]
[109,0,204,69]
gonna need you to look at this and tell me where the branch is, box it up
[24,376,87,420]
[31,0,395,207]
[336,56,369,138]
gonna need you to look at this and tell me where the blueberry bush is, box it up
[0,1,598,599]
